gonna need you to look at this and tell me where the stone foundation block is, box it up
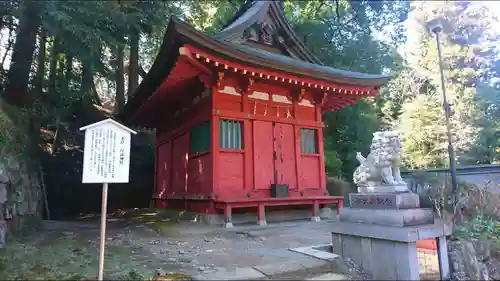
[340,207,434,227]
[331,221,451,280]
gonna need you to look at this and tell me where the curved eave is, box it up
[120,16,391,123]
[118,18,183,123]
[176,17,391,88]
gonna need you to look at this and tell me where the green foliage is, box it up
[400,94,447,168]
[0,100,30,156]
[324,100,382,179]
[453,214,500,249]
[0,0,497,188]
[324,149,342,177]
[389,1,500,168]
[280,0,410,178]
[119,270,144,281]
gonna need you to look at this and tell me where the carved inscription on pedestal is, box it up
[349,192,421,210]
[351,195,395,208]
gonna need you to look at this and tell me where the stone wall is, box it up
[448,240,500,280]
[402,164,500,193]
[0,154,43,248]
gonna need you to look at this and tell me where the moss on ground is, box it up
[0,234,190,280]
[114,208,201,236]
[149,272,192,281]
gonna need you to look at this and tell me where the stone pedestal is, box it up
[332,191,451,281]
[349,192,420,210]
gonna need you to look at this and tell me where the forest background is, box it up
[0,0,498,215]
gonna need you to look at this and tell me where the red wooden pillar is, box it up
[153,139,159,207]
[211,86,220,196]
[293,124,301,192]
[241,82,253,193]
[166,140,173,196]
[153,134,159,194]
[293,103,301,192]
[243,119,253,192]
[316,106,327,192]
[292,90,302,192]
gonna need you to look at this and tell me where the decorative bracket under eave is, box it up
[179,46,214,88]
[185,44,379,97]
[289,87,306,104]
[310,91,329,107]
[237,77,255,96]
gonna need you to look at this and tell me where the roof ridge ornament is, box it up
[214,0,322,64]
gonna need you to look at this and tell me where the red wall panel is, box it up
[299,155,321,189]
[217,94,241,112]
[296,106,316,121]
[155,142,171,197]
[274,123,297,190]
[252,121,274,190]
[171,133,189,195]
[187,154,212,195]
[218,152,244,197]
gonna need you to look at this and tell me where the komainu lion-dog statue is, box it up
[353,131,409,193]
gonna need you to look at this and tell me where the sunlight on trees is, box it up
[0,0,497,180]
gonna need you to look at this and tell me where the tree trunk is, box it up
[48,38,60,95]
[91,80,101,106]
[127,31,139,98]
[81,58,101,106]
[81,59,93,95]
[2,0,40,108]
[138,65,147,78]
[115,44,125,113]
[51,122,61,155]
[34,28,46,93]
[64,55,73,94]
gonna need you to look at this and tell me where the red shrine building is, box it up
[120,1,390,227]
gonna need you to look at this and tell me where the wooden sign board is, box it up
[79,119,137,281]
[80,119,137,184]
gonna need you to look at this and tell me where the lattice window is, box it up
[219,119,242,149]
[300,128,317,153]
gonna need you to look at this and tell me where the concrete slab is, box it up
[253,261,306,278]
[349,192,420,209]
[339,207,434,227]
[194,256,343,280]
[306,273,348,280]
[289,244,340,261]
[192,267,267,280]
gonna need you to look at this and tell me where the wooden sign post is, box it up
[80,119,137,281]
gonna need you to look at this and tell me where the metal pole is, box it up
[433,30,459,209]
[98,183,108,281]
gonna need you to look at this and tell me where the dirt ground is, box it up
[0,209,441,280]
[0,209,334,279]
